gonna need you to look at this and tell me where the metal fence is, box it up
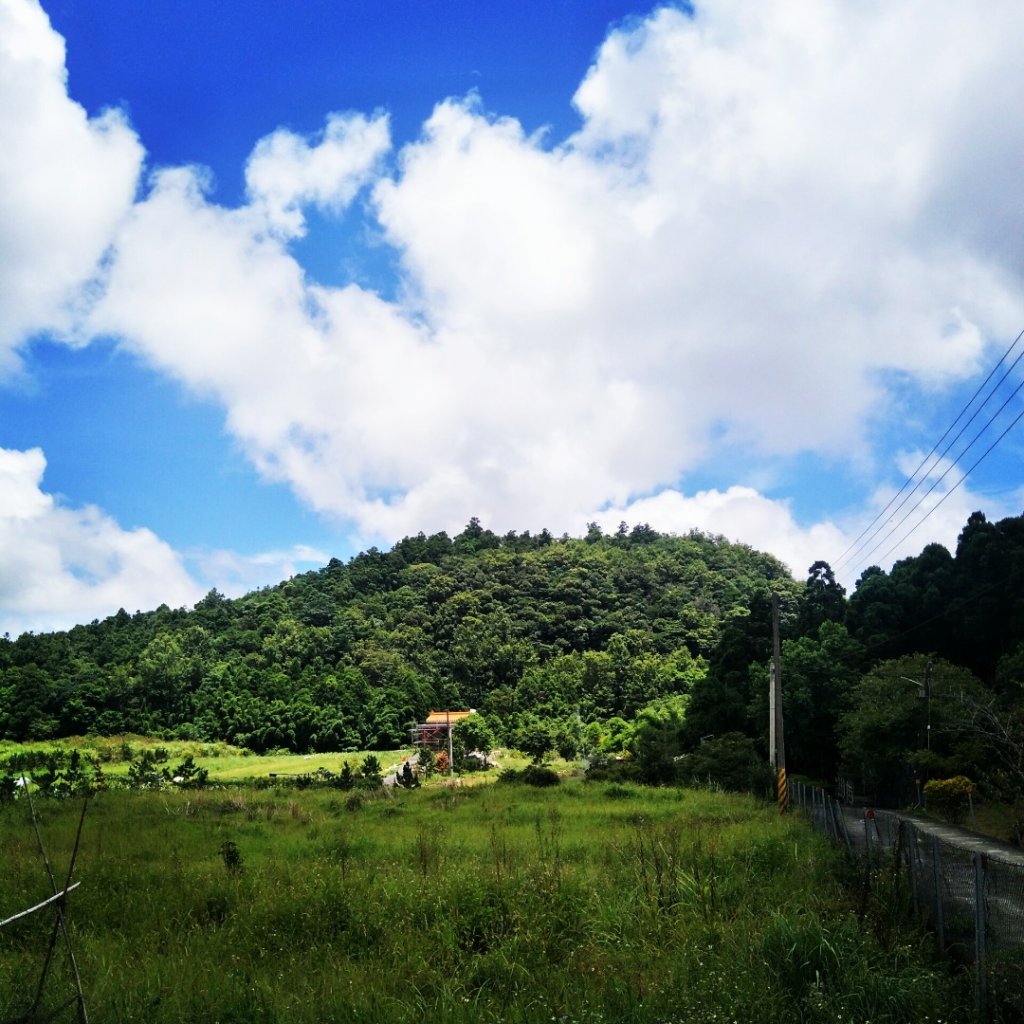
[790,781,1024,1021]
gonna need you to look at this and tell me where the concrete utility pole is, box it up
[771,593,788,813]
[925,659,932,751]
[769,662,776,768]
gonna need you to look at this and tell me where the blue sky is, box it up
[2,0,1024,636]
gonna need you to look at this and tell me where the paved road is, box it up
[893,810,1024,867]
[833,803,1024,867]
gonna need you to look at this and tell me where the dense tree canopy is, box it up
[0,523,794,754]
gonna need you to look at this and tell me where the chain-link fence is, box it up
[791,780,1024,1021]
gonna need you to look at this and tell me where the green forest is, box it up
[2,513,1024,809]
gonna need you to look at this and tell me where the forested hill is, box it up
[0,521,797,751]
[3,512,1024,794]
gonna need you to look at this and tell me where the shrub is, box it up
[359,755,383,788]
[394,761,419,789]
[0,773,19,803]
[521,764,560,787]
[676,733,774,795]
[924,775,975,824]
[171,755,209,789]
[219,840,244,876]
[585,756,639,784]
[125,750,167,791]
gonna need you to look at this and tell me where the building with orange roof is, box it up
[409,709,475,750]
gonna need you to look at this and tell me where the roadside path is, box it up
[893,810,1024,867]
[834,802,1024,866]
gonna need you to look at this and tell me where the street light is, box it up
[900,662,932,808]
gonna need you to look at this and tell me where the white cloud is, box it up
[0,447,203,637]
[829,450,1018,587]
[189,544,329,600]
[245,111,391,237]
[584,486,846,581]
[0,0,142,372]
[581,451,1014,593]
[9,0,1024,605]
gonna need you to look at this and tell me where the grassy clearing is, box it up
[0,780,970,1024]
[0,736,544,786]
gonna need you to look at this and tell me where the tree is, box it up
[748,621,865,781]
[839,655,990,804]
[797,561,846,636]
[359,754,383,787]
[553,716,584,760]
[512,714,556,763]
[630,694,689,784]
[452,715,495,761]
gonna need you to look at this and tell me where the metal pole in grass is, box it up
[836,801,853,857]
[20,776,90,1024]
[906,822,919,918]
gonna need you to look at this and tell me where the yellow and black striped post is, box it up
[772,594,788,814]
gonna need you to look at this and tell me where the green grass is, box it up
[0,736,567,789]
[0,780,970,1024]
[0,735,420,781]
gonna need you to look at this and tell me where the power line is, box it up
[853,371,1024,569]
[874,399,1024,566]
[834,326,1024,568]
[835,326,1024,576]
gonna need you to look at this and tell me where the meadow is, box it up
[0,775,972,1024]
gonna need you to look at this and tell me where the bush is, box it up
[676,733,774,795]
[394,761,420,789]
[521,764,560,787]
[585,756,639,784]
[924,775,975,824]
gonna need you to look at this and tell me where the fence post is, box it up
[905,821,918,917]
[931,836,944,958]
[973,852,987,1016]
[864,812,873,868]
[836,800,853,856]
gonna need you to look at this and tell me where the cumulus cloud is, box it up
[582,460,1009,593]
[0,447,204,637]
[584,486,846,581]
[0,0,142,372]
[9,0,1024,607]
[245,112,391,236]
[190,544,330,600]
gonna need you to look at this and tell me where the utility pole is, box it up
[447,708,454,777]
[925,659,932,751]
[772,593,788,813]
[769,662,776,769]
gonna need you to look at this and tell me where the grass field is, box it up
[0,778,970,1024]
[0,735,537,785]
